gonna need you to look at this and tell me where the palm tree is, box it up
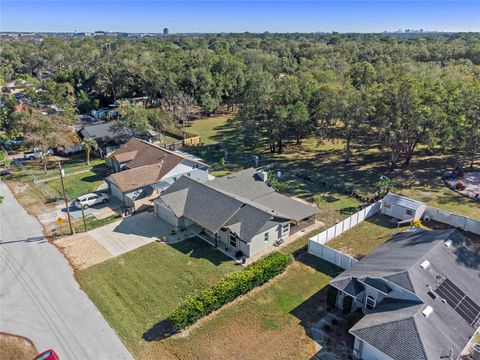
[82,137,98,165]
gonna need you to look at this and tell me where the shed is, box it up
[381,193,426,221]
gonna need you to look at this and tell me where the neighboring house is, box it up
[78,122,158,155]
[154,168,319,259]
[56,130,84,156]
[330,229,480,360]
[381,193,426,221]
[105,137,209,209]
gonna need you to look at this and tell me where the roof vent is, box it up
[445,239,453,247]
[422,306,433,318]
[420,260,430,269]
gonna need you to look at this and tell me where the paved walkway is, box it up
[37,169,92,183]
[0,181,133,360]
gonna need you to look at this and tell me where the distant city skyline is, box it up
[1,1,479,34]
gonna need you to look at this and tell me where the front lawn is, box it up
[43,164,110,200]
[326,214,409,259]
[139,253,341,360]
[78,231,342,360]
[6,154,110,201]
[76,238,238,354]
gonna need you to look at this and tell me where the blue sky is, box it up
[1,1,479,33]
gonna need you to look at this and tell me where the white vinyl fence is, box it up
[308,201,381,269]
[309,201,381,245]
[308,241,358,269]
[424,206,480,235]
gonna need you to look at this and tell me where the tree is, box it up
[18,112,70,173]
[82,137,98,165]
[115,102,151,133]
[375,69,445,169]
[336,84,372,163]
[459,80,480,168]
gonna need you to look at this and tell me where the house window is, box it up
[282,224,289,235]
[173,177,177,182]
[187,173,191,177]
[365,294,376,310]
[229,232,237,247]
[264,232,269,242]
[405,209,414,217]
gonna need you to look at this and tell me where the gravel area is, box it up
[55,232,112,270]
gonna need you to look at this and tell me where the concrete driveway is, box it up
[59,197,123,221]
[0,181,133,360]
[89,212,174,256]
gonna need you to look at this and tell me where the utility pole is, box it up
[59,162,75,235]
[81,205,87,232]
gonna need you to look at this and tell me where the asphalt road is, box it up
[0,181,134,360]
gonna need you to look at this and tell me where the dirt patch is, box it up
[0,333,37,360]
[55,232,112,270]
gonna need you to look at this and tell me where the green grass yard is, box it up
[143,254,341,360]
[326,214,409,259]
[186,115,230,145]
[43,165,110,200]
[76,238,238,355]
[6,155,110,202]
[186,116,479,220]
[78,236,341,360]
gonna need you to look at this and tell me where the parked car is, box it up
[23,148,53,160]
[34,349,60,360]
[0,168,12,176]
[74,192,109,209]
[3,138,23,149]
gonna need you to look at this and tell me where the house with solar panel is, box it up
[329,228,480,360]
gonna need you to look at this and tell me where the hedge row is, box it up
[168,251,292,330]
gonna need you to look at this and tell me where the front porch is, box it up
[196,231,241,262]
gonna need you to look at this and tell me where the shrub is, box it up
[326,286,338,310]
[342,295,353,314]
[168,251,291,330]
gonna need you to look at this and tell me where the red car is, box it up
[33,349,60,360]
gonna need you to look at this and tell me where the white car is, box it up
[74,192,109,210]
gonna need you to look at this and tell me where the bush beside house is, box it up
[168,252,292,330]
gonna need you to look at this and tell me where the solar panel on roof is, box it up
[435,278,480,327]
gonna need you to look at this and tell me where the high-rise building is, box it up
[163,28,169,36]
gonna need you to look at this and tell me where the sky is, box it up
[1,1,479,33]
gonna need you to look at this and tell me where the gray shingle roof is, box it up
[208,168,319,221]
[80,122,129,140]
[351,301,427,360]
[156,168,318,242]
[332,229,480,360]
[160,176,244,234]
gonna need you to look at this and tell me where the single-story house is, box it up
[330,228,480,360]
[381,193,426,221]
[154,168,319,258]
[105,138,210,209]
[56,130,84,156]
[78,122,158,155]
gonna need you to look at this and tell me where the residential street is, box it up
[0,181,134,360]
